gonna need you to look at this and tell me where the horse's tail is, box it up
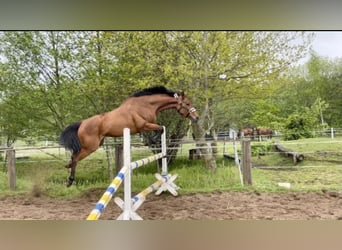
[59,122,82,154]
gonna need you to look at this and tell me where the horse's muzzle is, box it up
[191,116,199,123]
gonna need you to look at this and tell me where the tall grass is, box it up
[0,171,32,195]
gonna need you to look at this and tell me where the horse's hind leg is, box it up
[66,153,78,187]
[66,147,98,187]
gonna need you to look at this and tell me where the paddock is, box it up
[1,131,342,220]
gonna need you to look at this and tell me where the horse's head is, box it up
[174,92,199,123]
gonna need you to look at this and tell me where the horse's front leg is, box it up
[142,122,164,133]
[142,122,164,143]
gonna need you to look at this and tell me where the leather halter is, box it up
[174,93,197,118]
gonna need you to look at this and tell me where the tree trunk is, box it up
[191,120,217,172]
[189,31,217,173]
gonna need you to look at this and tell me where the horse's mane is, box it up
[132,86,176,97]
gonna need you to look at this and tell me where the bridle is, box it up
[174,93,197,118]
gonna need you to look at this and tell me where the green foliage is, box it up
[0,171,32,195]
[275,53,342,131]
[283,111,315,140]
[251,141,274,156]
[0,31,312,141]
[283,97,329,140]
[248,99,285,130]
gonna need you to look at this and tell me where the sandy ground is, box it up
[1,189,342,220]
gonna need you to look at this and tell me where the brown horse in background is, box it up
[60,86,199,187]
[238,128,256,139]
[256,128,273,140]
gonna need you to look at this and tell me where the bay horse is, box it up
[238,128,256,140]
[256,128,273,140]
[60,86,199,187]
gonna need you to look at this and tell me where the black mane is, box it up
[132,86,176,97]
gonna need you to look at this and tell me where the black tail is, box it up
[59,122,82,154]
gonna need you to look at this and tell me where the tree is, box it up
[0,31,86,141]
[283,99,327,140]
[277,52,342,130]
[249,99,285,129]
[0,56,39,145]
[305,53,342,127]
[161,32,311,171]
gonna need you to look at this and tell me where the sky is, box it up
[309,31,342,59]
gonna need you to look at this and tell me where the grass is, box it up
[0,171,32,195]
[250,137,342,192]
[1,137,341,199]
[252,166,342,191]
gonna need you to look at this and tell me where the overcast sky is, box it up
[310,31,342,59]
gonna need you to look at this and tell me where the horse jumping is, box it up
[60,86,199,187]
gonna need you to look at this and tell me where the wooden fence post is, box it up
[241,140,252,185]
[104,142,114,181]
[7,149,16,190]
[114,144,123,174]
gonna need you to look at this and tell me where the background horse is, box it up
[238,128,256,139]
[257,128,273,140]
[60,86,199,187]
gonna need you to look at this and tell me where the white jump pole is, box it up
[116,127,143,220]
[233,139,243,186]
[88,126,179,220]
[161,126,168,176]
[116,126,179,220]
[156,126,179,196]
[121,128,133,220]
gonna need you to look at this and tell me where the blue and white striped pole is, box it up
[130,153,164,170]
[86,165,128,220]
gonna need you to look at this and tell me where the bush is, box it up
[251,142,273,156]
[283,111,316,140]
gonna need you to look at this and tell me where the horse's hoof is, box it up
[66,177,74,187]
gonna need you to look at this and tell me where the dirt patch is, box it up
[1,190,342,220]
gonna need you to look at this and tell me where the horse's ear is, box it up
[181,91,186,96]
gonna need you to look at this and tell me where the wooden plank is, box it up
[274,142,304,164]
